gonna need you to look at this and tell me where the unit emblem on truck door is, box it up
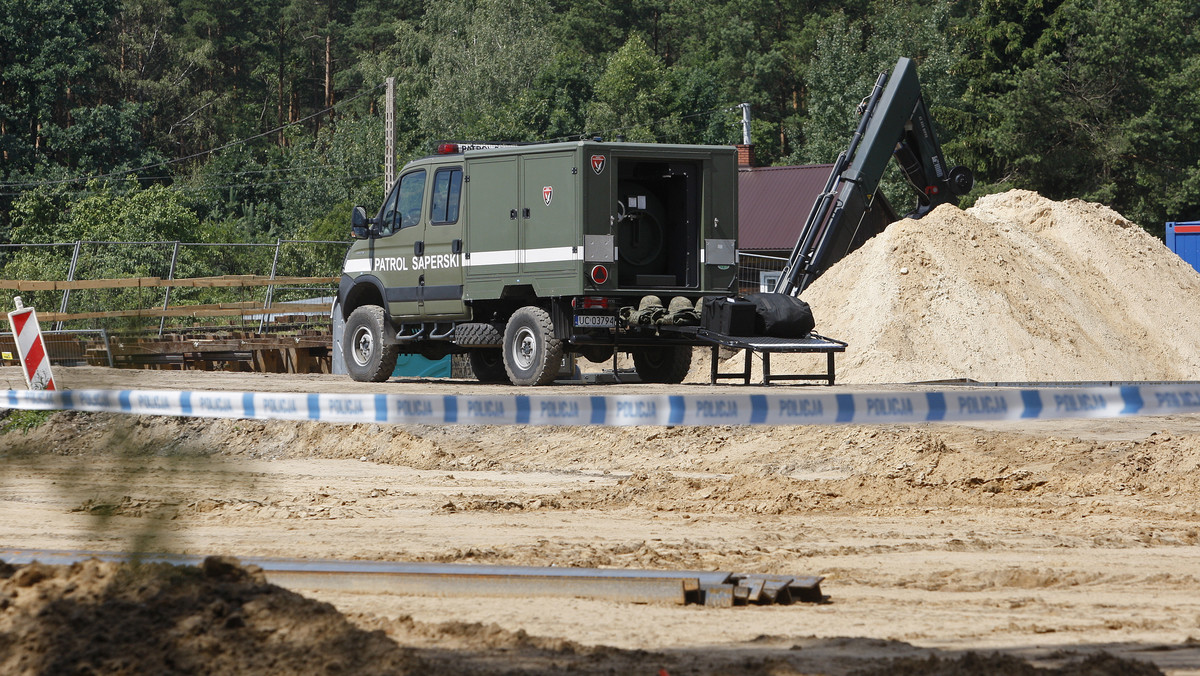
[590,155,606,175]
[543,186,553,206]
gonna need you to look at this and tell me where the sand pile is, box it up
[788,189,1200,383]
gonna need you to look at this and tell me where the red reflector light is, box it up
[436,143,460,154]
[590,265,609,285]
[577,295,609,309]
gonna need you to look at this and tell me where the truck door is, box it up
[520,151,578,278]
[464,155,519,295]
[420,165,467,317]
[377,169,426,319]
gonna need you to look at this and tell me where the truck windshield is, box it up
[378,170,426,236]
[397,170,426,230]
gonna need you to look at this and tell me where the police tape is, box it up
[4,384,1200,426]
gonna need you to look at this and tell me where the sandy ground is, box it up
[0,365,1198,673]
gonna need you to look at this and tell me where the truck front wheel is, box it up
[632,345,692,384]
[503,306,563,386]
[344,305,399,382]
[469,349,511,384]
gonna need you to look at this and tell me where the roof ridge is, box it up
[739,164,835,172]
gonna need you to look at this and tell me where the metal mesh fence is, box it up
[0,240,348,334]
[0,329,112,368]
[736,252,788,296]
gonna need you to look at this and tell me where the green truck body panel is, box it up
[339,141,738,340]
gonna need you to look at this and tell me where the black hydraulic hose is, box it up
[775,69,890,296]
[775,153,846,295]
[844,71,890,166]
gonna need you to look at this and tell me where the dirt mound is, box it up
[0,558,1169,676]
[0,557,420,675]
[781,190,1200,383]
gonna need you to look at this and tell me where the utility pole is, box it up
[385,77,395,197]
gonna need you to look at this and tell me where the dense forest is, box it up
[1,0,1198,253]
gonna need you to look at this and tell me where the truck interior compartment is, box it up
[616,160,700,288]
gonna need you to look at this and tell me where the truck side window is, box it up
[430,168,463,225]
[378,182,402,237]
[397,170,426,230]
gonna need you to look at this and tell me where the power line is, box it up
[0,163,381,195]
[540,104,739,144]
[120,163,380,182]
[0,83,386,191]
[0,172,379,196]
[168,174,382,192]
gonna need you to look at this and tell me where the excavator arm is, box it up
[774,57,973,296]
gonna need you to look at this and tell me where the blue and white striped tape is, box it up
[4,384,1200,426]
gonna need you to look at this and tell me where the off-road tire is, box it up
[344,305,399,382]
[631,345,692,384]
[455,322,503,347]
[469,349,511,384]
[503,306,563,386]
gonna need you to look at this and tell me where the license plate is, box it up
[574,314,616,328]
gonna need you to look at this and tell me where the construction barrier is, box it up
[3,384,1200,426]
[7,300,56,391]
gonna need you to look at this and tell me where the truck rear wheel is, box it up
[469,349,511,384]
[344,305,399,382]
[503,306,563,386]
[632,345,692,384]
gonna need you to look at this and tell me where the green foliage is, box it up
[1,0,1199,254]
[796,1,967,213]
[588,35,676,141]
[418,0,557,140]
[956,0,1200,230]
[3,183,203,318]
[0,409,54,435]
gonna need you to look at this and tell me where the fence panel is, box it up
[0,329,112,368]
[0,240,348,334]
[736,252,788,296]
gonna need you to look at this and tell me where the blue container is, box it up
[1167,221,1200,276]
[392,353,451,378]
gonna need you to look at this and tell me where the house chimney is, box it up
[736,103,755,167]
[736,143,756,168]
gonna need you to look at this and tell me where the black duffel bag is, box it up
[742,293,816,338]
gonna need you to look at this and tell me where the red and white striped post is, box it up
[8,297,56,391]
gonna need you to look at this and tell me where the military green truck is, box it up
[337,140,739,385]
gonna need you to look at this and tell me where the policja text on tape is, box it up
[5,384,1200,426]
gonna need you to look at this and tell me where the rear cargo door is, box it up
[464,155,520,298]
[520,152,579,279]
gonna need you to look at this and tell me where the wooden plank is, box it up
[39,303,334,322]
[0,275,337,291]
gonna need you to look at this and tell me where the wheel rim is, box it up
[351,326,374,367]
[511,326,538,371]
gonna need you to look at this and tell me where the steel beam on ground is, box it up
[266,569,691,605]
[0,550,824,607]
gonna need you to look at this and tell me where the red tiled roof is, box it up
[738,164,835,251]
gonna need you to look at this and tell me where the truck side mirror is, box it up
[350,206,371,239]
